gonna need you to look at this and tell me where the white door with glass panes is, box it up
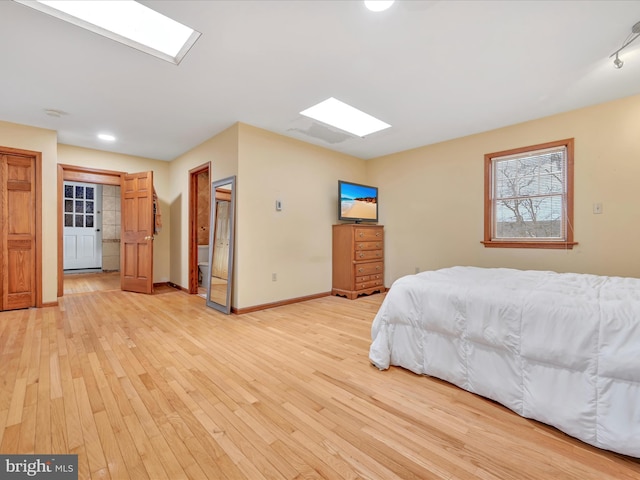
[63,182,103,270]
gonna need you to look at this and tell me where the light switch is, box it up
[276,199,282,211]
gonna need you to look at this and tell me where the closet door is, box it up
[1,153,36,310]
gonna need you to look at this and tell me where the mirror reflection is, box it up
[206,176,235,314]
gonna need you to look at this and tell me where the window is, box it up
[64,182,95,229]
[483,138,576,249]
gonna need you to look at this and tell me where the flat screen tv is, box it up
[338,180,378,223]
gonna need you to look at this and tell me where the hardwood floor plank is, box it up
[74,377,108,475]
[93,410,130,480]
[18,403,37,453]
[60,353,84,451]
[0,409,7,447]
[0,423,21,453]
[36,313,52,454]
[6,377,27,426]
[50,397,68,453]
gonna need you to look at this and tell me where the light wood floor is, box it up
[64,271,121,294]
[1,287,639,480]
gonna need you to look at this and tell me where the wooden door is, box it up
[121,171,154,294]
[1,153,36,310]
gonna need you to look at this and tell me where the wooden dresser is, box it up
[332,224,384,299]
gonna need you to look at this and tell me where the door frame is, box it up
[188,162,211,294]
[57,164,124,297]
[0,146,42,308]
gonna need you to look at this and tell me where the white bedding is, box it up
[369,266,640,457]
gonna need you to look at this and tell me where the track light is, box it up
[613,53,624,69]
[609,20,640,69]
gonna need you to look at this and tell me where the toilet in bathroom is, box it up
[197,245,210,286]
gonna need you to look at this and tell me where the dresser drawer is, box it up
[356,274,383,283]
[354,228,383,241]
[354,262,383,276]
[354,240,383,251]
[354,249,383,261]
[356,278,384,290]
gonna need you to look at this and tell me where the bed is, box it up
[369,266,640,457]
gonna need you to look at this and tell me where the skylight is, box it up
[14,0,201,65]
[300,98,391,137]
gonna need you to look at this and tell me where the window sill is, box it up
[481,240,578,250]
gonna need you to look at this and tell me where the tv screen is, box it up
[338,180,378,223]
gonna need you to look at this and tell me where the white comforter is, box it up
[369,266,640,457]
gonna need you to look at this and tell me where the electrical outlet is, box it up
[272,273,277,281]
[275,199,282,211]
[593,203,603,214]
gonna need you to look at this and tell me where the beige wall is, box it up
[0,121,58,304]
[57,144,171,283]
[168,123,239,292]
[367,93,640,286]
[167,122,367,310]
[236,123,366,308]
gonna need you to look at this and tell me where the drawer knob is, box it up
[376,232,381,237]
[376,266,381,270]
[358,252,365,258]
[358,268,364,273]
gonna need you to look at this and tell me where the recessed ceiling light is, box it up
[98,133,116,142]
[14,0,201,65]
[364,1,395,12]
[44,108,68,117]
[300,97,391,137]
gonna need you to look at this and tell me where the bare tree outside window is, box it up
[493,149,565,239]
[483,139,576,249]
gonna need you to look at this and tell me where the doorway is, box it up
[58,165,156,297]
[62,179,125,294]
[188,162,211,295]
[63,181,103,271]
[62,181,122,273]
[57,164,124,297]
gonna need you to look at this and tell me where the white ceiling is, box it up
[1,0,640,161]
